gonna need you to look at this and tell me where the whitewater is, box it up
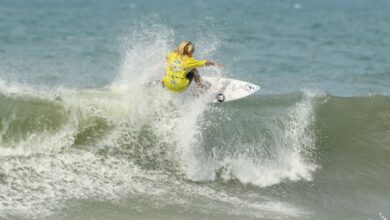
[1,0,390,219]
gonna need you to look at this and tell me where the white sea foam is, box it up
[0,24,307,219]
[217,91,318,187]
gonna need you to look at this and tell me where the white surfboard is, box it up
[146,76,260,103]
[200,77,260,103]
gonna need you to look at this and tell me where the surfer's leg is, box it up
[186,70,195,85]
[187,69,208,90]
[193,69,209,90]
[191,69,204,87]
[192,69,201,85]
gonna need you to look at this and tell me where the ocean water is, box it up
[1,0,390,219]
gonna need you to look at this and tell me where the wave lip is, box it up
[207,91,319,187]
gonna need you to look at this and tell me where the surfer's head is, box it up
[176,41,195,57]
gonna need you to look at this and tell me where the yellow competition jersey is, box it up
[164,52,207,93]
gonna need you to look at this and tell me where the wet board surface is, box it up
[200,76,260,103]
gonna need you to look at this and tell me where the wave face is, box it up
[1,82,390,219]
[1,0,390,218]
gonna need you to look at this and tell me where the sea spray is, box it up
[197,91,318,187]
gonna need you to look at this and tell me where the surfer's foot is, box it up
[200,82,210,90]
[198,81,210,94]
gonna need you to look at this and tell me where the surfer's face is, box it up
[189,48,194,57]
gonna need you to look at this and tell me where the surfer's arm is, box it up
[205,61,215,66]
[205,61,223,67]
[187,59,222,69]
[186,58,207,69]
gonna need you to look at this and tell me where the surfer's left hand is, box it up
[213,62,223,67]
[206,61,223,67]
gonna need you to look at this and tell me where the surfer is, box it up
[162,41,221,93]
